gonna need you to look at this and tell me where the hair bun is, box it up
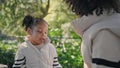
[22,15,33,28]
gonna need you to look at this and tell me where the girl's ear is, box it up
[27,28,32,35]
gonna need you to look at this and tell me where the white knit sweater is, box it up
[72,13,120,68]
[13,39,62,68]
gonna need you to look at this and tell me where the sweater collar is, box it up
[24,36,50,48]
[72,14,108,37]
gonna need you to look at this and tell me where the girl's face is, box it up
[28,22,48,45]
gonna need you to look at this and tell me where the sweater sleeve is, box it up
[13,45,26,68]
[92,30,120,68]
[53,53,62,68]
[51,45,62,68]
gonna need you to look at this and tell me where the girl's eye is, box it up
[37,31,42,33]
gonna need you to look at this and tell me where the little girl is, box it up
[13,15,62,68]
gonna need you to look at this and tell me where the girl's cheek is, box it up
[32,31,37,38]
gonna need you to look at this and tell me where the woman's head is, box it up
[22,15,48,45]
[64,0,120,16]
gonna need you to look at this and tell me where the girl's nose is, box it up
[42,33,47,38]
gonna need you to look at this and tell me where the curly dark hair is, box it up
[63,0,120,16]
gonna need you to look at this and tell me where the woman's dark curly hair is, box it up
[63,0,120,16]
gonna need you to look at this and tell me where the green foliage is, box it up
[0,42,16,68]
[49,28,83,68]
[45,0,77,28]
[0,0,50,36]
[49,28,63,38]
[0,0,77,36]
[56,41,83,68]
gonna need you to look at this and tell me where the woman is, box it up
[64,0,120,68]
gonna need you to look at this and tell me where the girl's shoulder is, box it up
[17,41,28,50]
[47,43,57,52]
[48,43,56,48]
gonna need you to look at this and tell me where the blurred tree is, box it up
[0,0,50,36]
[0,0,77,36]
[45,0,77,28]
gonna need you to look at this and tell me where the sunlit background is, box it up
[0,0,83,68]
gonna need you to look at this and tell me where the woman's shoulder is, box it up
[84,14,120,39]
